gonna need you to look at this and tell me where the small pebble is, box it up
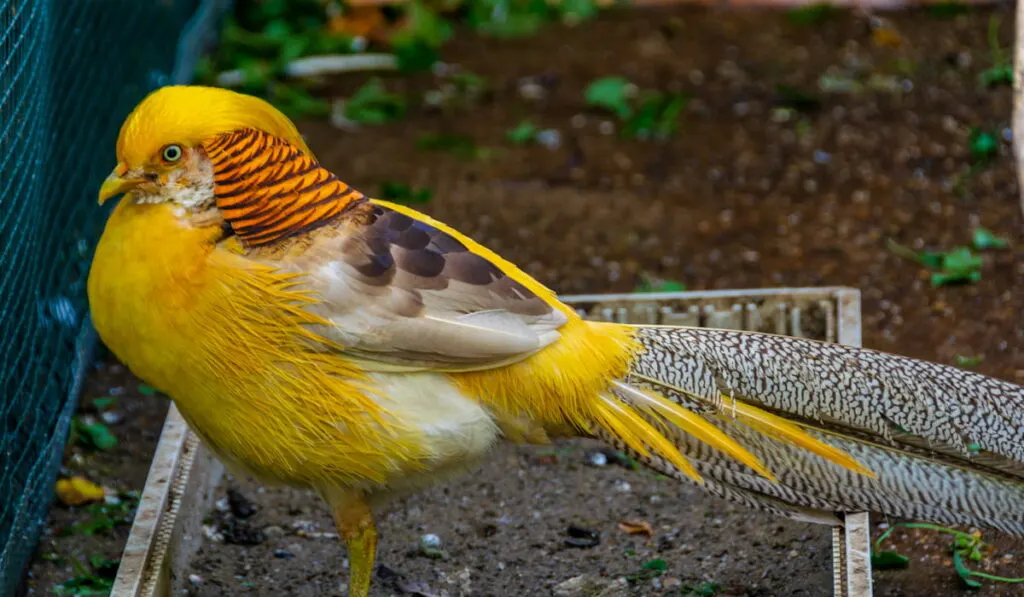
[599,121,615,135]
[291,520,316,532]
[518,81,547,101]
[565,524,601,548]
[587,452,608,467]
[227,488,257,518]
[536,129,561,150]
[771,108,793,123]
[188,574,203,585]
[202,524,224,543]
[423,89,445,107]
[263,525,285,539]
[273,549,294,559]
[421,533,442,549]
[100,411,122,425]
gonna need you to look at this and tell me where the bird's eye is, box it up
[161,144,183,163]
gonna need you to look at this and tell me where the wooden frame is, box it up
[110,286,870,597]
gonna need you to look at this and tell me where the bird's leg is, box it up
[323,490,378,597]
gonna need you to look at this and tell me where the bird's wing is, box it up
[202,128,570,372]
[276,199,571,371]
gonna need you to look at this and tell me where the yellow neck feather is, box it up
[88,199,425,487]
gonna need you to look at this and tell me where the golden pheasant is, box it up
[88,85,1024,597]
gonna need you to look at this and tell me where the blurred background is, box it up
[3,0,1024,595]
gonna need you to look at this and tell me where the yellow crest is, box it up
[114,85,314,168]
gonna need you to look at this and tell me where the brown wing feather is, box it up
[342,203,554,318]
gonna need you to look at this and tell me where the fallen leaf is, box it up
[617,519,654,537]
[533,453,558,466]
[327,6,390,42]
[871,27,903,49]
[56,476,105,506]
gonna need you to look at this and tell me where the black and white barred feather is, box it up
[607,326,1024,535]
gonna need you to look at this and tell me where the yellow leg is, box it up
[325,492,378,597]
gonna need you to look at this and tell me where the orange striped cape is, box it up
[203,129,364,246]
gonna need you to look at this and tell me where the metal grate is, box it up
[0,1,228,593]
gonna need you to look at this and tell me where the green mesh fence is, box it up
[0,0,228,592]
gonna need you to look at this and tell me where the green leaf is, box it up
[402,1,454,47]
[972,226,1009,249]
[391,1,453,72]
[914,250,945,270]
[626,557,669,583]
[344,78,407,125]
[276,36,310,66]
[980,65,1013,88]
[955,355,984,367]
[871,550,910,569]
[506,120,539,144]
[271,84,329,119]
[393,39,440,73]
[379,181,433,205]
[584,76,634,119]
[640,558,668,571]
[930,246,984,287]
[60,493,140,537]
[477,13,545,38]
[887,239,984,286]
[623,92,689,140]
[774,84,822,112]
[969,128,998,162]
[91,397,116,410]
[556,0,599,24]
[237,59,272,92]
[53,555,119,595]
[634,278,686,293]
[73,418,118,452]
[928,2,970,19]
[786,3,839,26]
[942,246,983,272]
[683,583,721,597]
[953,551,984,589]
[450,71,488,95]
[137,383,157,397]
[466,0,546,39]
[416,133,489,159]
[931,269,981,287]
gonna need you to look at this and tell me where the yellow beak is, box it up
[98,166,143,205]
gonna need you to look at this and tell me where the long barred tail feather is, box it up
[608,325,1024,535]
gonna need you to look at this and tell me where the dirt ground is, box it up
[24,4,1024,596]
[22,354,168,595]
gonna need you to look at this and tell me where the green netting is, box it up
[0,0,228,593]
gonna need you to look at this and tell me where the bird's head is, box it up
[98,85,313,210]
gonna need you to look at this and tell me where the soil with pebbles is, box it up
[24,5,1024,596]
